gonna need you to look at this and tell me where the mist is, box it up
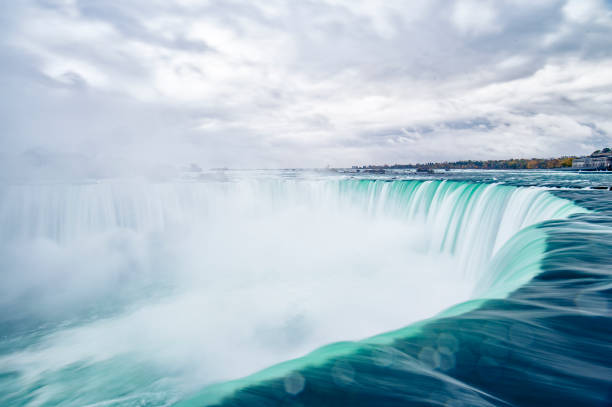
[0,177,586,406]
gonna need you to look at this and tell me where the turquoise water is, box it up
[0,170,610,406]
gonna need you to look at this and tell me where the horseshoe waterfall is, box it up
[0,171,611,407]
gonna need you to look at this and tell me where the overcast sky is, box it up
[1,0,611,173]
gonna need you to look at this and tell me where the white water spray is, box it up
[0,177,586,406]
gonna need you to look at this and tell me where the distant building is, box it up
[572,149,612,170]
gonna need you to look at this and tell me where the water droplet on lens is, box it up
[284,372,306,395]
[438,351,456,371]
[437,333,459,353]
[418,347,441,369]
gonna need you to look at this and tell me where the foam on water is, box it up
[0,177,587,406]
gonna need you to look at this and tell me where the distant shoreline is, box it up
[352,157,576,171]
[353,149,612,171]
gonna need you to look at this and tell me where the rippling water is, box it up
[0,170,611,406]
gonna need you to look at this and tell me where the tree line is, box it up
[358,157,576,170]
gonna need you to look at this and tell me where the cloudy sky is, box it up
[1,0,611,173]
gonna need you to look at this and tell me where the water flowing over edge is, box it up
[166,179,589,407]
[0,178,601,407]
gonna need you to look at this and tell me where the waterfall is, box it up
[0,178,587,407]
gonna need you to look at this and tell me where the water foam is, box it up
[0,178,587,406]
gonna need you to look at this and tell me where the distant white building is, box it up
[572,150,612,170]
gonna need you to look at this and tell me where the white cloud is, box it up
[451,0,501,36]
[563,0,604,23]
[0,0,610,172]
